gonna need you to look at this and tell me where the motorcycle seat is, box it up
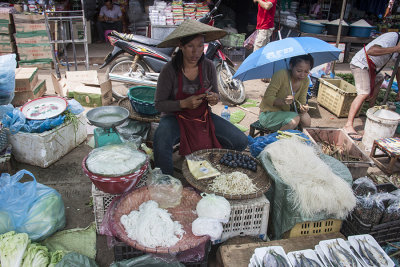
[110,31,162,46]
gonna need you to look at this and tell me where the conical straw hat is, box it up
[157,19,227,48]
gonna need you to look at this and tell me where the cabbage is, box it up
[48,250,65,267]
[196,193,231,223]
[17,189,65,241]
[0,231,30,267]
[21,243,49,267]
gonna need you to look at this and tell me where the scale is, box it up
[86,106,130,148]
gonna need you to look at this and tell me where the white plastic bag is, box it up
[196,193,231,223]
[192,217,222,241]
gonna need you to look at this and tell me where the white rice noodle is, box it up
[264,138,356,219]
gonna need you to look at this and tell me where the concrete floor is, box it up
[16,43,393,266]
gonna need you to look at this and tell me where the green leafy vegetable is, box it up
[0,231,30,267]
[48,250,65,267]
[22,243,49,267]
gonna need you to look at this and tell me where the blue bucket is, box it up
[300,21,325,34]
[349,26,374,38]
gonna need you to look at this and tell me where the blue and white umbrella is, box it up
[233,37,341,81]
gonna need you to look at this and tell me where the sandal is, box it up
[347,132,362,141]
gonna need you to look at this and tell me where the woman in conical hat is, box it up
[153,20,248,175]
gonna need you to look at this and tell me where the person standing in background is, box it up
[253,0,277,52]
[96,0,123,43]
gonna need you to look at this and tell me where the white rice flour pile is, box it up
[120,200,185,248]
[264,138,356,218]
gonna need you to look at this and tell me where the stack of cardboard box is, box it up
[13,14,53,69]
[0,12,16,56]
[13,67,47,107]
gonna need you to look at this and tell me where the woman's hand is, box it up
[284,95,294,105]
[299,104,309,113]
[180,94,206,109]
[205,92,219,106]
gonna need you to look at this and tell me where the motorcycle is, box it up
[99,0,245,105]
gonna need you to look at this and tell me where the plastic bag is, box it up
[391,189,400,197]
[55,252,98,267]
[371,192,399,208]
[354,194,385,225]
[196,193,231,223]
[66,99,84,115]
[86,143,147,177]
[352,177,377,196]
[148,168,182,209]
[110,254,184,267]
[192,217,222,241]
[244,30,257,50]
[2,108,26,134]
[116,119,150,142]
[381,200,400,223]
[0,54,16,105]
[0,170,65,241]
[0,104,13,120]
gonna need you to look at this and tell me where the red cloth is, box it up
[175,63,221,156]
[364,45,377,98]
[256,0,277,30]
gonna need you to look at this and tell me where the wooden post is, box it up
[331,0,347,74]
[382,56,400,104]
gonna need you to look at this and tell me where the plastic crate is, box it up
[303,127,374,179]
[220,33,246,47]
[113,238,211,267]
[284,219,343,238]
[212,195,270,244]
[317,78,360,118]
[341,183,400,245]
[92,175,147,233]
[223,47,246,62]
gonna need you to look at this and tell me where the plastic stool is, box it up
[104,30,113,42]
[249,120,272,137]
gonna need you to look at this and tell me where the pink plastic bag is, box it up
[244,30,258,50]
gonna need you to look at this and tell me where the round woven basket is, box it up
[118,97,161,123]
[182,148,272,200]
[128,86,159,116]
[111,186,209,254]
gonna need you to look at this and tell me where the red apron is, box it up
[364,45,377,98]
[175,63,222,156]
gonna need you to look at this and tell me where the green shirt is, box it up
[259,69,309,113]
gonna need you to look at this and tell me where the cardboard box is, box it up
[15,23,47,33]
[0,13,13,24]
[51,73,68,97]
[73,79,112,107]
[18,60,53,69]
[15,67,39,92]
[0,34,12,42]
[72,20,92,43]
[17,44,52,61]
[15,35,49,44]
[13,14,45,24]
[0,23,14,34]
[9,113,87,168]
[65,70,99,97]
[12,79,46,106]
[0,42,16,52]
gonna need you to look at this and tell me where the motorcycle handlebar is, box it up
[198,0,221,24]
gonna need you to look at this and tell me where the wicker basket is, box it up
[0,127,8,152]
[182,149,272,200]
[128,86,159,116]
[118,97,161,123]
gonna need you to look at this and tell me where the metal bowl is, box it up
[86,106,129,129]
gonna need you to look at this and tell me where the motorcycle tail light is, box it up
[108,36,117,46]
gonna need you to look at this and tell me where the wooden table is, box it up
[216,232,344,267]
[299,33,374,62]
[370,137,400,174]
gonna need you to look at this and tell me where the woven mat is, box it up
[118,97,161,123]
[182,148,271,200]
[112,186,209,254]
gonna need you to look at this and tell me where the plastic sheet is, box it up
[381,200,400,223]
[0,54,16,105]
[116,119,150,143]
[55,252,98,267]
[110,255,185,267]
[352,177,377,196]
[354,194,385,225]
[371,192,399,208]
[148,168,182,209]
[0,170,65,241]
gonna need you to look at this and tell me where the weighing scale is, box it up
[86,106,130,148]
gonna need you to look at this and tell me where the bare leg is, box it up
[299,112,311,128]
[368,80,384,108]
[280,116,300,130]
[343,94,368,135]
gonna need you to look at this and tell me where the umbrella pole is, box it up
[331,0,347,75]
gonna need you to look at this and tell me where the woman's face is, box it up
[180,35,205,65]
[291,60,311,80]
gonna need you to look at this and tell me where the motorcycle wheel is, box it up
[106,56,150,100]
[216,63,246,105]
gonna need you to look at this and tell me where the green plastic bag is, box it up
[229,110,246,124]
[55,252,98,267]
[110,255,185,267]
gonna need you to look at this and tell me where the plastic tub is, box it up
[300,21,325,34]
[128,86,159,115]
[362,107,400,151]
[349,26,373,37]
[326,24,349,36]
[82,155,148,194]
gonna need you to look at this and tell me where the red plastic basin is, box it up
[82,155,148,194]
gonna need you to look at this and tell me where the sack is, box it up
[0,170,65,241]
[244,30,258,50]
[0,54,16,105]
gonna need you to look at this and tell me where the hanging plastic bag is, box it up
[244,30,258,50]
[148,168,183,209]
[0,54,16,105]
[66,99,84,115]
[0,170,66,241]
